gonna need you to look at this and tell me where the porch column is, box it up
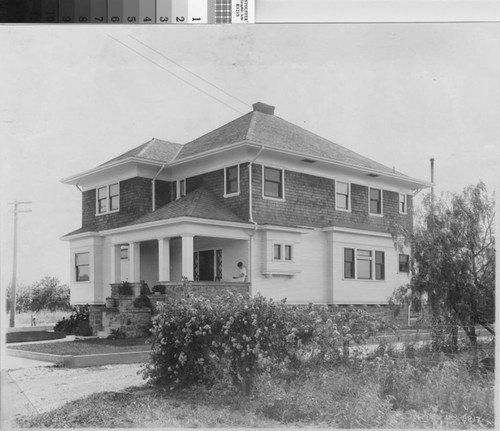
[129,242,141,282]
[181,235,194,280]
[158,238,170,281]
[110,244,121,283]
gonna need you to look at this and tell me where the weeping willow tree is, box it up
[391,182,495,365]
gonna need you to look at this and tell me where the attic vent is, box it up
[366,173,380,178]
[252,102,275,115]
[301,158,317,163]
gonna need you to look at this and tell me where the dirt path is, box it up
[7,363,147,414]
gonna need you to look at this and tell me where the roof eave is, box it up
[60,157,167,185]
[99,216,253,236]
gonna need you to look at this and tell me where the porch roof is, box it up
[129,187,250,226]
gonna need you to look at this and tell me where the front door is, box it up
[197,250,215,281]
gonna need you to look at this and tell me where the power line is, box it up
[107,35,246,115]
[128,34,251,110]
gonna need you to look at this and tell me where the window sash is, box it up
[97,183,119,214]
[225,165,239,195]
[375,251,385,280]
[399,254,409,272]
[75,252,90,282]
[284,245,292,261]
[264,167,283,198]
[344,248,355,279]
[336,181,349,210]
[273,244,281,260]
[399,194,407,213]
[370,188,382,214]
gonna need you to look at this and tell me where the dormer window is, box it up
[224,165,240,197]
[96,183,119,215]
[263,166,284,200]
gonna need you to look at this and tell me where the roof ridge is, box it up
[246,110,258,141]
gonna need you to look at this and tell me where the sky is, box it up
[1,23,499,290]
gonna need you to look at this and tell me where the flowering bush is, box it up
[142,293,382,394]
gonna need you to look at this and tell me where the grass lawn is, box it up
[16,358,495,429]
[9,337,151,356]
[17,386,285,428]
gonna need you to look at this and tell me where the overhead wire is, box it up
[128,34,251,110]
[107,35,246,115]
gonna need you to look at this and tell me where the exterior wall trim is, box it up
[99,216,253,236]
[323,226,392,238]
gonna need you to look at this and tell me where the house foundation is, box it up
[89,281,251,338]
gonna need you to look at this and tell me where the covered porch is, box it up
[106,218,254,292]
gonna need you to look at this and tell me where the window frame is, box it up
[399,254,410,273]
[75,252,90,282]
[368,187,383,216]
[375,251,385,280]
[335,180,351,211]
[262,165,285,201]
[224,164,240,197]
[95,182,120,216]
[177,179,186,200]
[272,243,294,262]
[343,247,386,281]
[399,193,408,214]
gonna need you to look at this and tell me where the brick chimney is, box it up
[252,102,275,115]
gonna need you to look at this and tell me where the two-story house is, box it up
[62,102,428,308]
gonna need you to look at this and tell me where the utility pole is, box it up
[9,200,32,327]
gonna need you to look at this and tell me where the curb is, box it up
[6,349,150,368]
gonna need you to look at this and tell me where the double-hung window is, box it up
[75,252,90,282]
[224,165,239,196]
[96,183,119,215]
[357,250,372,279]
[335,181,350,211]
[399,254,410,273]
[343,247,385,281]
[369,187,382,215]
[263,166,284,199]
[399,194,407,214]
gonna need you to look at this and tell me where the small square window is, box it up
[284,245,293,261]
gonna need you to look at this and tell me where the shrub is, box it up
[152,285,166,294]
[118,282,133,296]
[53,305,92,336]
[142,293,382,395]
